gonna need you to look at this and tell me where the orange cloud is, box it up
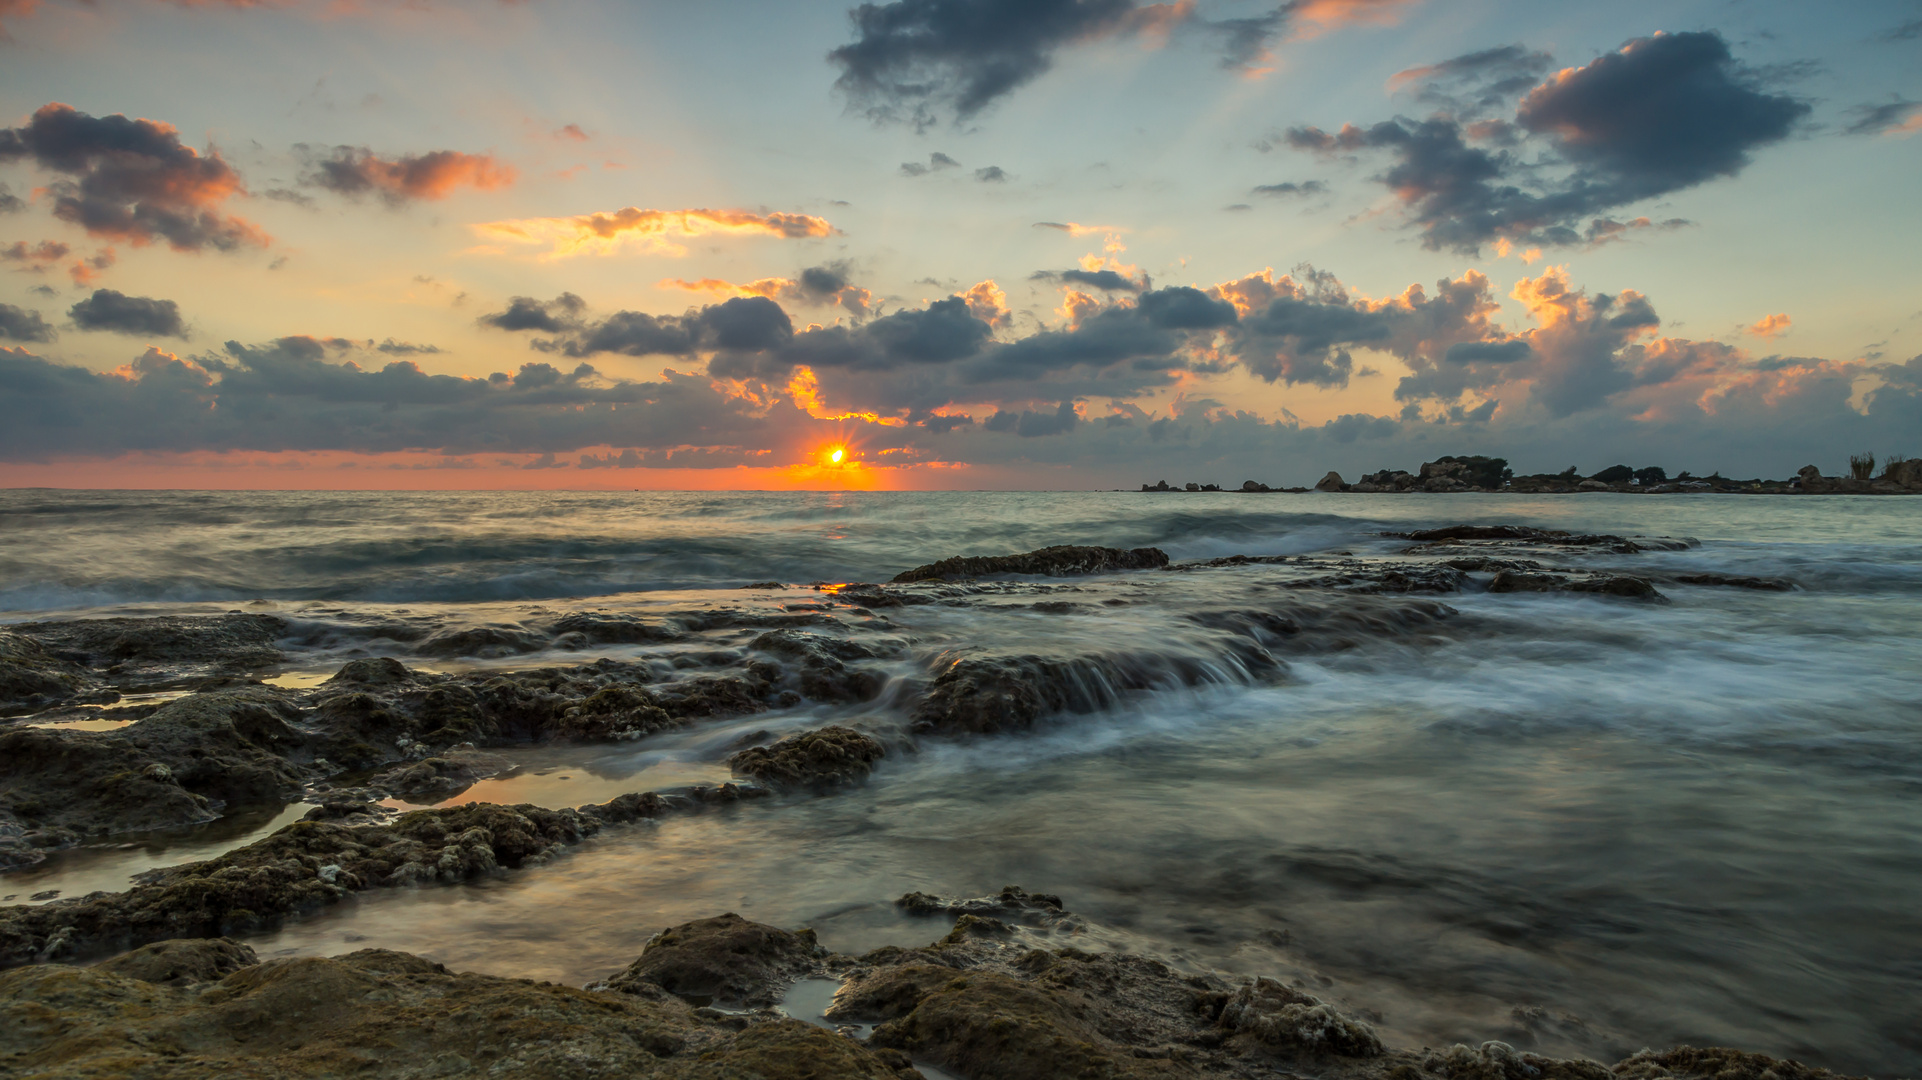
[69,247,115,286]
[1748,313,1791,338]
[962,280,1010,328]
[661,276,791,300]
[1,240,69,272]
[474,207,836,259]
[1287,0,1419,38]
[1035,221,1126,238]
[311,148,514,203]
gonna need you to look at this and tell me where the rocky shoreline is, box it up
[1142,454,1922,494]
[0,528,1861,1079]
[0,886,1870,1080]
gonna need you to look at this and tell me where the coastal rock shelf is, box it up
[1142,455,1922,495]
[0,524,1857,1078]
[0,890,1871,1080]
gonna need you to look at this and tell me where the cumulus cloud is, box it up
[0,302,55,342]
[829,0,1197,127]
[974,165,1009,182]
[662,262,875,318]
[301,145,515,204]
[1,240,69,271]
[1287,32,1808,252]
[472,206,835,259]
[0,103,267,252]
[68,289,188,338]
[478,293,585,334]
[0,337,823,463]
[0,182,23,214]
[984,400,1078,436]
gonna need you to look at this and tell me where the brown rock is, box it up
[603,913,824,1006]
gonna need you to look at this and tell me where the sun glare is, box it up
[829,446,845,464]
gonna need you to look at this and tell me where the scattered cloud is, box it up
[472,206,835,259]
[68,288,188,338]
[661,261,874,318]
[1387,43,1553,114]
[0,302,55,342]
[1251,179,1325,197]
[1844,98,1922,136]
[1748,313,1791,338]
[829,0,1198,128]
[0,182,23,214]
[0,103,267,251]
[974,165,1009,182]
[302,146,515,204]
[901,151,961,177]
[1288,32,1808,252]
[1,239,69,271]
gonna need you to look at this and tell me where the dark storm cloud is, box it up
[68,289,188,338]
[1251,180,1325,197]
[1445,339,1532,364]
[1137,286,1237,329]
[829,0,1187,127]
[1843,98,1921,135]
[0,303,55,343]
[1288,32,1808,252]
[0,103,265,252]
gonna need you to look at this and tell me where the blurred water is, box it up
[3,490,1918,1075]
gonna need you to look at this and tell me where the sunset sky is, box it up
[1,0,1918,489]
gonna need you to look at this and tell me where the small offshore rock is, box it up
[93,937,259,987]
[727,726,886,789]
[892,544,1169,583]
[603,913,824,1006]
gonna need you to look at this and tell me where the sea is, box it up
[1,489,1917,1076]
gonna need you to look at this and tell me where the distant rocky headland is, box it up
[1143,453,1922,494]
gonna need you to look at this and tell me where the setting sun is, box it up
[829,446,844,464]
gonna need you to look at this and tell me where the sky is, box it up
[0,0,1918,490]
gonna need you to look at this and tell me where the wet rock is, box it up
[911,646,1277,737]
[0,686,309,855]
[1217,976,1383,1057]
[1614,1045,1859,1080]
[373,748,512,802]
[603,913,825,1006]
[0,795,670,968]
[1670,573,1796,591]
[322,656,415,686]
[748,629,886,703]
[897,885,1066,922]
[1,946,913,1079]
[548,611,684,644]
[0,631,114,718]
[1423,1040,1612,1080]
[415,624,547,658]
[1487,571,1666,601]
[92,936,259,986]
[9,613,287,690]
[1316,471,1346,491]
[1388,524,1696,554]
[892,544,1170,583]
[727,726,886,790]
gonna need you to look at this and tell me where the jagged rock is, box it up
[747,630,886,703]
[892,544,1169,583]
[603,913,825,1006]
[0,631,114,718]
[1670,573,1795,591]
[1217,976,1383,1057]
[727,726,885,789]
